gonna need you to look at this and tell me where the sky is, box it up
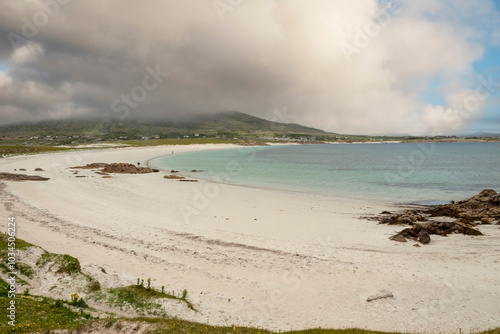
[0,0,499,135]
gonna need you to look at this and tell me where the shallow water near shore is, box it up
[150,142,500,204]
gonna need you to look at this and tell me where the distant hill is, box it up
[154,111,327,134]
[463,132,500,138]
[0,111,329,144]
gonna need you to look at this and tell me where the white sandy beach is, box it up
[1,144,499,333]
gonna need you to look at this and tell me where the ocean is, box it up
[149,142,500,204]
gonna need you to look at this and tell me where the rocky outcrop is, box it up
[0,172,49,181]
[380,189,499,244]
[379,210,426,225]
[72,163,159,174]
[102,163,159,174]
[426,189,500,224]
[71,163,109,169]
[390,221,482,243]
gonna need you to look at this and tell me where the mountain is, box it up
[0,111,329,144]
[153,111,327,134]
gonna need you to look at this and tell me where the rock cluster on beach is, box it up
[379,189,500,244]
[72,163,159,174]
[164,174,185,179]
[0,172,49,181]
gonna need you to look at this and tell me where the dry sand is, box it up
[0,144,499,333]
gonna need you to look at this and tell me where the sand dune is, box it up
[1,145,499,332]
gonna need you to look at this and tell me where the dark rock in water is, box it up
[170,170,179,173]
[381,211,392,215]
[418,231,431,244]
[19,168,27,171]
[0,172,49,181]
[34,168,44,171]
[190,169,203,172]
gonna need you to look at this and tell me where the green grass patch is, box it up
[69,317,500,334]
[89,284,195,316]
[0,145,74,156]
[14,262,34,279]
[36,253,81,275]
[0,295,93,333]
[0,262,9,274]
[0,233,36,259]
[0,277,9,297]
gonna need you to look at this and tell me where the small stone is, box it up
[413,244,421,247]
[418,231,431,244]
[392,234,407,242]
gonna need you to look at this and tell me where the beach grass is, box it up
[88,284,196,316]
[1,303,497,334]
[0,295,93,333]
[0,145,75,156]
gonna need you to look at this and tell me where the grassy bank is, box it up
[0,145,76,157]
[0,299,498,334]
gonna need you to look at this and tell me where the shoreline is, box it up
[0,144,499,332]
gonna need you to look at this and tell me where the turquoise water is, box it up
[149,143,500,204]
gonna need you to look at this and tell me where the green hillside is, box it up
[0,111,328,146]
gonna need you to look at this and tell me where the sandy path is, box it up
[0,145,499,332]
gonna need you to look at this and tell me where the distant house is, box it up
[194,134,200,137]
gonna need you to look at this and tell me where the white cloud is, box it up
[12,43,44,65]
[0,0,497,135]
[0,71,13,88]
